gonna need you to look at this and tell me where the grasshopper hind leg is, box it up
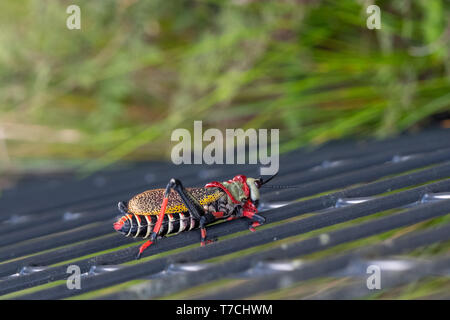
[137,178,207,259]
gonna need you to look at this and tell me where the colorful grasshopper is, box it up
[113,174,276,259]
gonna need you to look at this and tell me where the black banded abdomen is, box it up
[120,212,199,238]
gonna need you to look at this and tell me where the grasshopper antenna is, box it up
[256,173,302,189]
[255,172,278,188]
[260,185,300,189]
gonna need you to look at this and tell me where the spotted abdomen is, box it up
[127,187,224,215]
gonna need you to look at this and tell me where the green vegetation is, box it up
[0,0,448,175]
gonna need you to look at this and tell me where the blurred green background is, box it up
[0,0,449,175]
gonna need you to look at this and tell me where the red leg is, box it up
[248,221,261,232]
[242,200,265,232]
[136,177,207,259]
[199,216,217,246]
[136,197,168,259]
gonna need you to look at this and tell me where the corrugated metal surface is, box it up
[1,128,449,299]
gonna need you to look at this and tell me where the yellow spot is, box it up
[137,191,222,216]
